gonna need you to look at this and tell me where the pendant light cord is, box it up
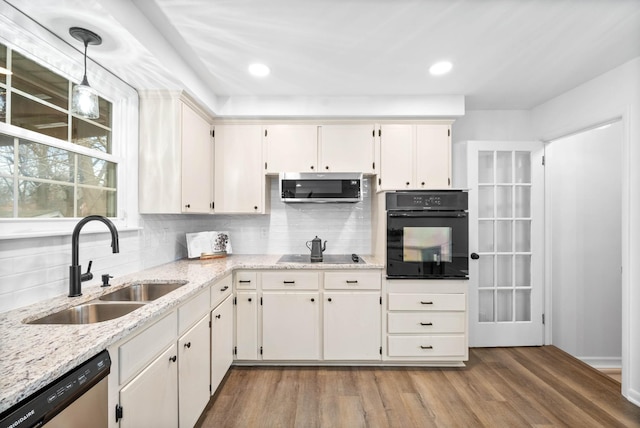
[81,40,89,86]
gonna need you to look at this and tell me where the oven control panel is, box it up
[386,191,468,211]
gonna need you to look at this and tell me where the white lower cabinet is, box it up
[324,291,381,360]
[211,295,233,394]
[178,315,211,428]
[235,291,258,360]
[385,280,468,363]
[262,291,320,360]
[119,344,179,428]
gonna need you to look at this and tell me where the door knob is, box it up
[470,253,480,260]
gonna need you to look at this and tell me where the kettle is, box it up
[306,236,327,262]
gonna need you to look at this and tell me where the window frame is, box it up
[0,11,139,238]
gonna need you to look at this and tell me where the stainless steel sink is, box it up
[99,281,188,302]
[27,302,145,325]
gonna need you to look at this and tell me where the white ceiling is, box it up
[5,0,640,114]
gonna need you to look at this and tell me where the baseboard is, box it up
[578,356,622,369]
[625,387,640,407]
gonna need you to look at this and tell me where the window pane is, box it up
[0,88,6,123]
[18,141,73,182]
[77,154,116,188]
[0,134,14,175]
[0,43,6,85]
[78,187,116,217]
[18,180,74,217]
[11,51,68,108]
[0,177,13,217]
[11,93,68,140]
[72,117,111,153]
[95,97,112,128]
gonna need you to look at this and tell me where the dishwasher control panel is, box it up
[0,350,111,428]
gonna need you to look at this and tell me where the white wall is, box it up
[531,57,640,405]
[547,122,622,367]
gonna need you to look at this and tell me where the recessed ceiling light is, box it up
[248,63,270,77]
[429,61,452,76]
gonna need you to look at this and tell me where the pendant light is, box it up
[69,27,102,119]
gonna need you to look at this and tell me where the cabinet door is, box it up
[379,124,413,190]
[416,124,451,188]
[324,292,381,360]
[319,124,375,173]
[264,125,317,173]
[119,344,178,428]
[181,102,212,213]
[235,291,258,360]
[178,315,210,428]
[214,124,264,213]
[211,295,233,394]
[262,292,320,360]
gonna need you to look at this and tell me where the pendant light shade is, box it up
[69,27,102,119]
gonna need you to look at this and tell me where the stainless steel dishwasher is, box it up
[0,350,111,428]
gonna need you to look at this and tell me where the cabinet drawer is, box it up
[235,271,257,289]
[388,312,465,334]
[324,271,381,290]
[261,271,320,290]
[179,288,210,334]
[211,274,232,308]
[388,293,465,311]
[388,335,466,357]
[119,311,177,384]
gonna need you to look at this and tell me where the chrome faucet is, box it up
[69,215,120,297]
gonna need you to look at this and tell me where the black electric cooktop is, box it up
[277,254,365,264]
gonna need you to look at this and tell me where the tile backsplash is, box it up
[0,177,372,313]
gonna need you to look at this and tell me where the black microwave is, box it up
[280,172,363,203]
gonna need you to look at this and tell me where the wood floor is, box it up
[196,346,640,428]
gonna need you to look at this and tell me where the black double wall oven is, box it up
[386,190,469,279]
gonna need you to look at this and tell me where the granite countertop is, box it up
[0,254,383,413]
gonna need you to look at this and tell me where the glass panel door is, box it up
[468,141,544,347]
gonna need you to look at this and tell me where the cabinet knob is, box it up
[405,182,410,186]
[184,342,191,349]
[325,166,329,170]
[310,165,314,170]
[248,297,252,302]
[216,314,221,319]
[184,204,191,208]
[254,206,258,210]
[328,297,332,302]
[310,298,315,302]
[169,355,177,362]
[421,181,425,186]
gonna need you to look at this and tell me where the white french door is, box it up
[467,141,545,347]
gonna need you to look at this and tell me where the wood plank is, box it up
[195,347,640,427]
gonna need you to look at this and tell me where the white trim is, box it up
[579,357,622,370]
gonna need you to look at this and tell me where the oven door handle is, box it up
[388,211,466,218]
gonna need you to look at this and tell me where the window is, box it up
[0,42,117,219]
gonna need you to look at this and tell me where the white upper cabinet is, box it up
[214,124,264,213]
[319,124,376,173]
[378,123,452,190]
[181,103,214,213]
[415,124,451,189]
[263,124,318,173]
[378,124,414,189]
[139,91,213,214]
